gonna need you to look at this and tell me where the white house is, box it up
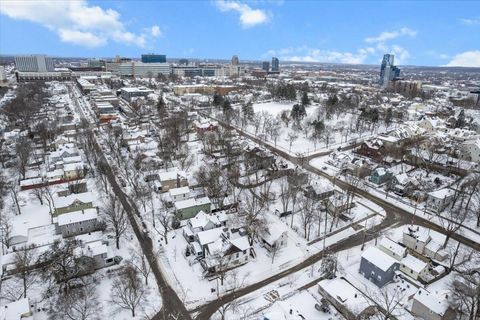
[259,225,288,252]
[411,289,456,320]
[461,139,480,162]
[426,188,456,212]
[400,254,429,280]
[378,238,407,261]
[168,186,192,202]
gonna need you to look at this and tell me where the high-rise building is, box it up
[379,54,400,87]
[271,57,279,72]
[231,55,239,66]
[141,54,167,63]
[262,61,270,72]
[14,55,55,72]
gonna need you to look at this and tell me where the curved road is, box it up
[192,113,479,320]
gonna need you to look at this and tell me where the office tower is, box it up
[231,55,239,66]
[271,57,279,72]
[262,61,270,72]
[141,54,167,63]
[379,54,400,87]
[14,55,55,72]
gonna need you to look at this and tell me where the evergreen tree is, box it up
[213,92,224,107]
[291,104,306,121]
[384,107,393,128]
[301,91,310,106]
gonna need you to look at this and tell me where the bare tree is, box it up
[450,253,480,320]
[129,250,152,285]
[103,194,128,249]
[215,270,248,320]
[111,265,146,318]
[39,239,90,295]
[278,177,291,213]
[15,137,31,179]
[298,195,315,241]
[0,213,13,254]
[14,244,38,298]
[436,207,467,248]
[366,286,406,320]
[51,277,101,320]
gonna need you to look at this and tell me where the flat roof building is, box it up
[141,54,167,63]
[15,54,55,72]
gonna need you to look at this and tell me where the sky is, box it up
[0,0,479,67]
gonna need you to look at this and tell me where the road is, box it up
[192,112,480,320]
[69,84,191,320]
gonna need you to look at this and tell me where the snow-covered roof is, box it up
[318,278,371,313]
[188,211,211,229]
[261,225,288,245]
[401,254,428,273]
[229,236,250,251]
[0,298,30,320]
[361,246,398,272]
[403,225,431,243]
[379,238,406,258]
[54,192,94,208]
[196,228,223,246]
[168,186,190,197]
[63,162,84,172]
[427,188,455,199]
[57,208,98,226]
[159,170,187,181]
[414,289,450,316]
[175,197,211,210]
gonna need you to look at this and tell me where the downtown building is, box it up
[271,57,280,72]
[141,54,167,63]
[118,61,172,77]
[14,55,55,72]
[379,54,401,87]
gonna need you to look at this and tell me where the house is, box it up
[426,188,456,212]
[418,117,446,133]
[460,139,480,162]
[304,180,334,201]
[195,120,218,134]
[369,167,394,185]
[317,278,377,320]
[400,254,429,280]
[411,289,456,320]
[378,238,407,261]
[390,173,418,196]
[0,298,32,320]
[55,208,101,237]
[326,190,353,216]
[182,211,228,242]
[259,225,288,252]
[76,240,116,269]
[343,158,373,178]
[192,227,224,257]
[359,246,400,287]
[63,162,85,180]
[168,186,192,202]
[357,139,385,162]
[53,192,95,216]
[175,197,212,220]
[202,234,251,273]
[158,170,188,192]
[244,146,275,170]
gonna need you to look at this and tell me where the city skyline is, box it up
[1,1,480,67]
